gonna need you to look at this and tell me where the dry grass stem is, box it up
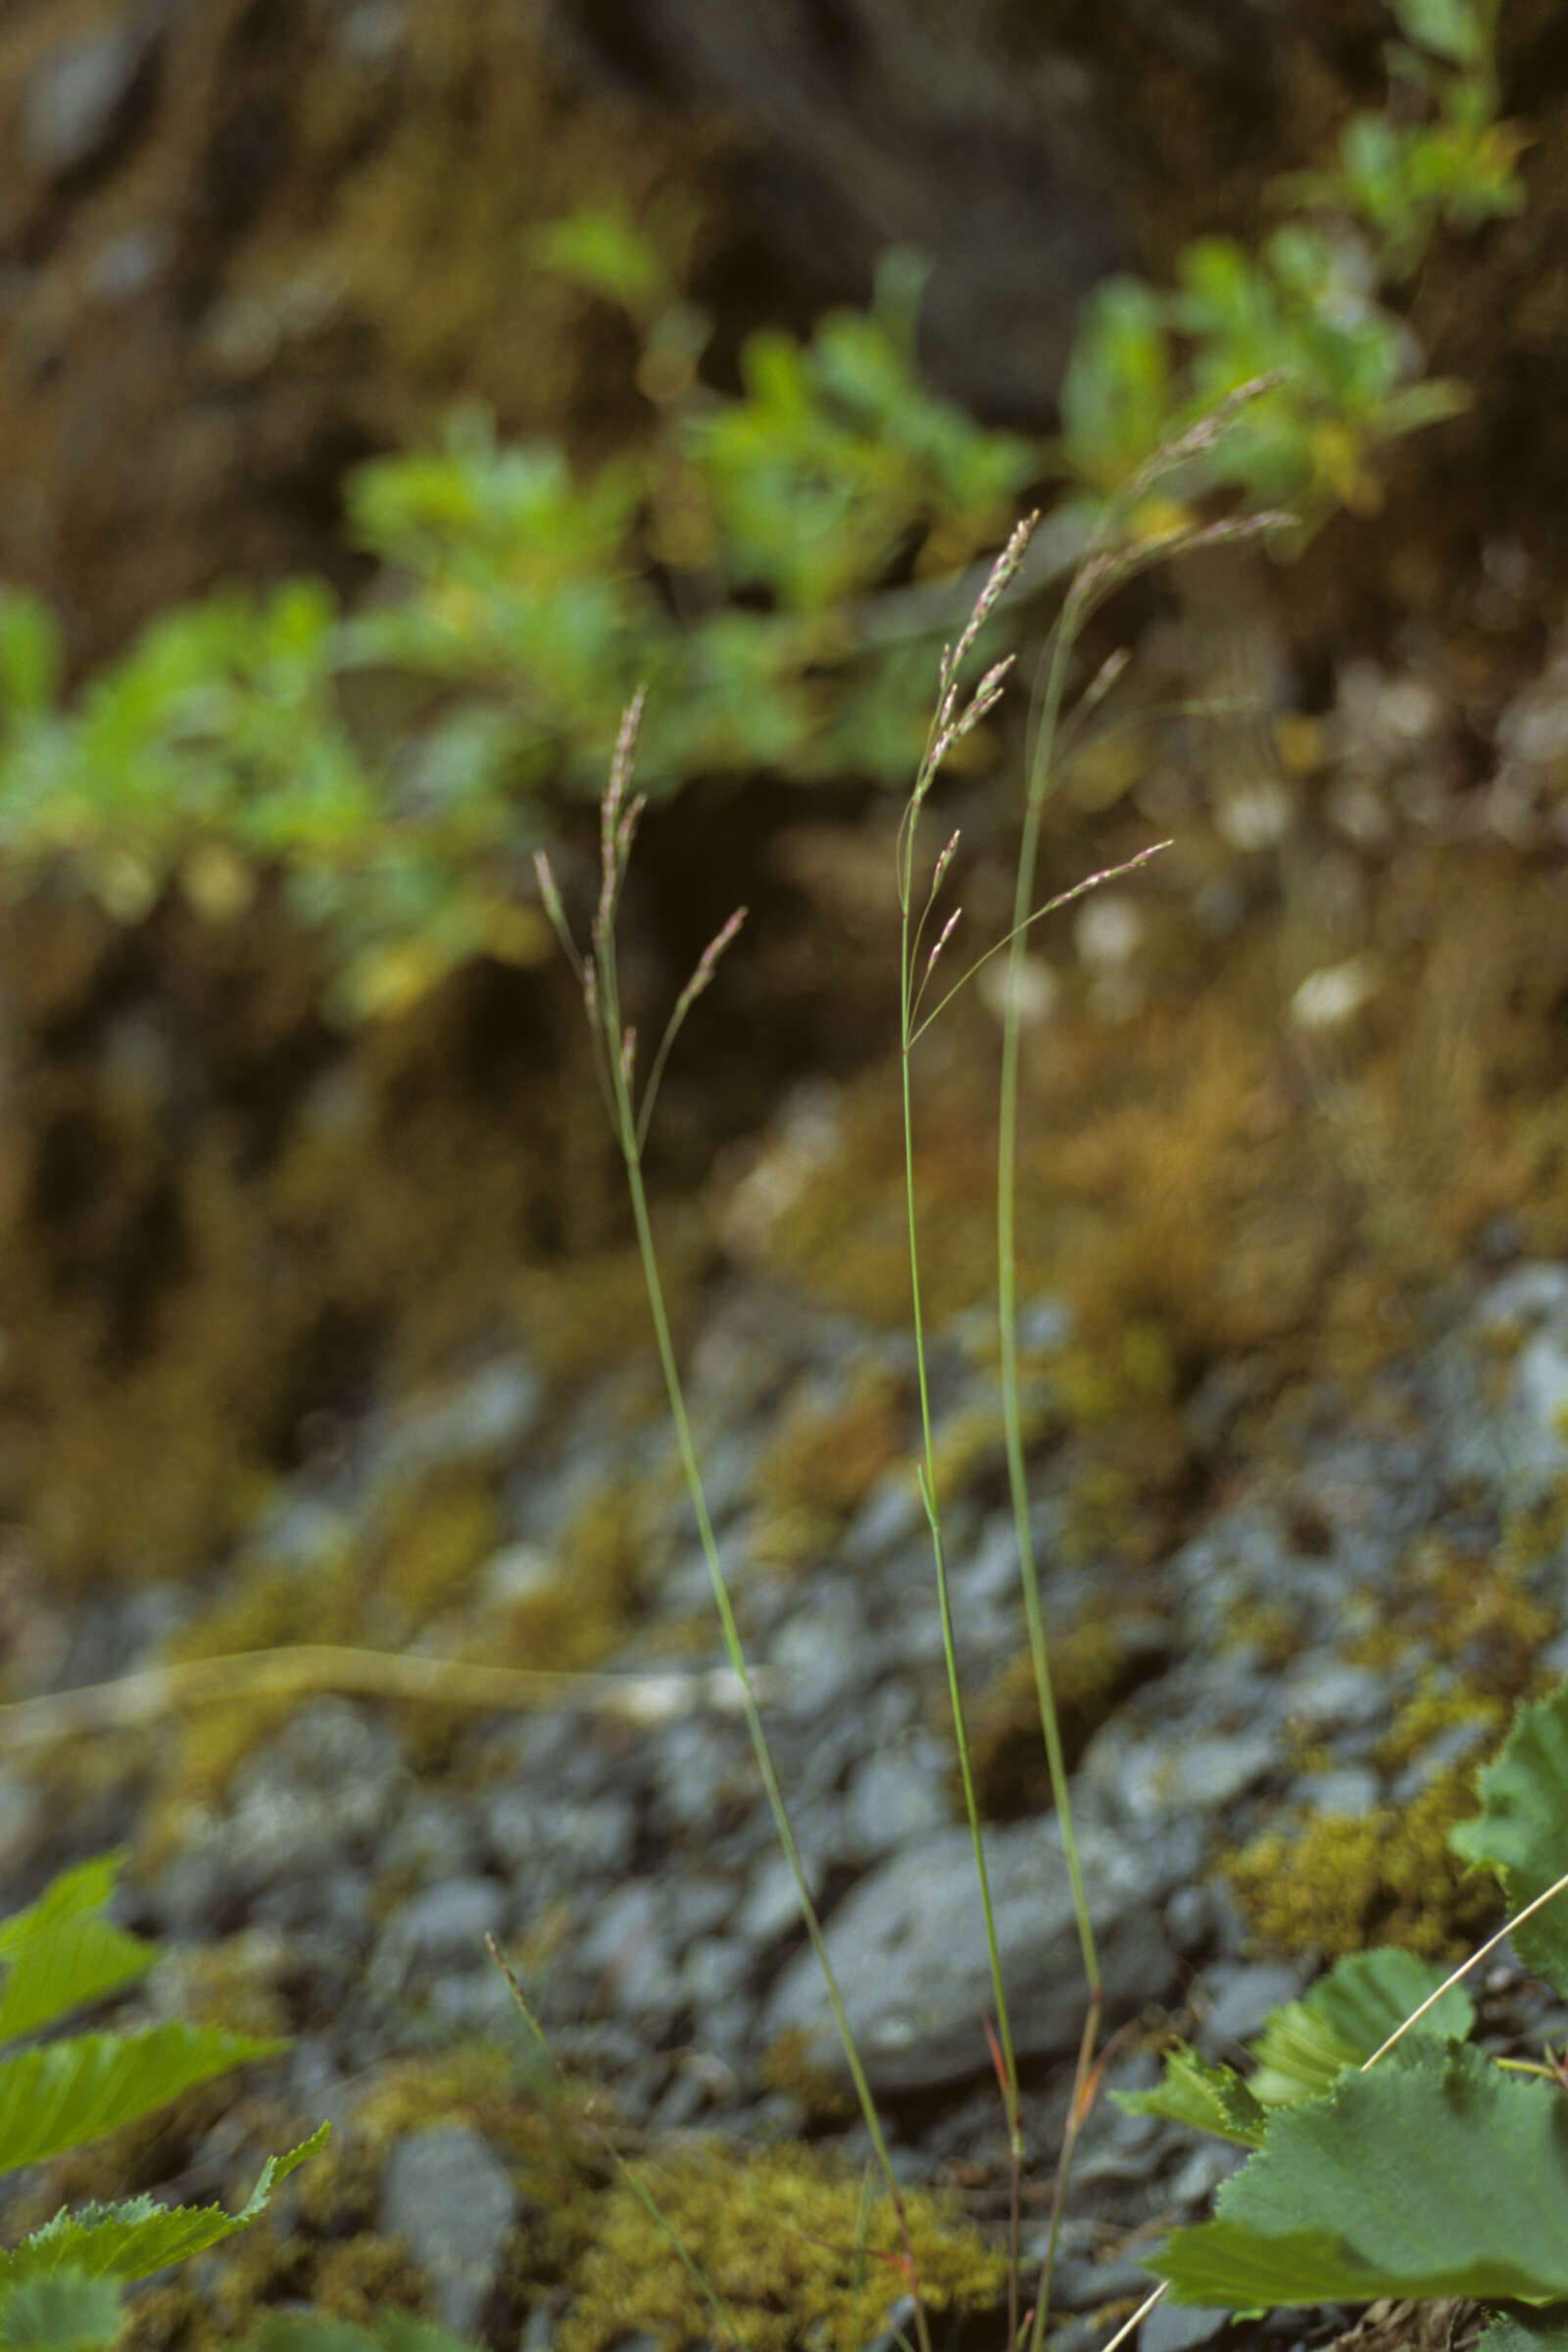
[0,1646,774,1749]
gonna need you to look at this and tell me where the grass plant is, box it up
[533,385,1299,2349]
[530,350,1568,2349]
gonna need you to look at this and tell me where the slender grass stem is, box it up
[899,785,1024,2347]
[1000,572,1105,1998]
[543,718,937,2352]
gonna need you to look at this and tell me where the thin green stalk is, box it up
[997,571,1110,2352]
[486,1933,750,2352]
[898,761,1025,2345]
[998,567,1104,2003]
[995,395,1294,2352]
[617,1058,934,2352]
[892,514,1179,2348]
[538,713,936,2352]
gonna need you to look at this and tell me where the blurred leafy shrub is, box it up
[1060,0,1523,518]
[0,0,1522,1020]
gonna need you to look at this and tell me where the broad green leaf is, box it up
[1451,1680,1568,1998]
[1115,2045,1268,2149]
[1,2125,329,2284]
[0,1859,124,1956]
[0,2021,284,2177]
[0,1916,160,2049]
[1152,2040,1568,2308]
[0,1856,160,2048]
[0,2269,124,2352]
[1249,1948,1473,2107]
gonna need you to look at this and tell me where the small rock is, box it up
[1198,1961,1304,2054]
[370,1878,507,1999]
[23,22,158,180]
[1104,1732,1277,1822]
[843,1741,952,1858]
[1294,1764,1382,1816]
[379,2124,515,2338]
[1141,2302,1233,2352]
[760,1817,1181,2095]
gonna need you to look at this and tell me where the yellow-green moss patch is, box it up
[957,1606,1167,1820]
[1227,1764,1500,1961]
[753,1364,907,1569]
[557,2141,1006,2352]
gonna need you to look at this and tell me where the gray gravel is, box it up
[5,1252,1568,2348]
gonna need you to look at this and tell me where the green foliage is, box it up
[0,1855,159,2045]
[1154,2039,1568,2308]
[1117,2043,1270,2151]
[1118,1947,1472,2146]
[1142,1667,1568,2339]
[0,1854,326,2352]
[0,2272,124,2352]
[1244,1947,1474,2104]
[1451,1675,1568,1996]
[1059,0,1521,517]
[0,0,1521,1020]
[1482,2315,1568,2352]
[1283,0,1527,275]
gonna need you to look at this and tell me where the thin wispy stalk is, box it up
[540,700,937,2352]
[906,841,1171,1051]
[486,1934,748,2352]
[894,525,1049,2348]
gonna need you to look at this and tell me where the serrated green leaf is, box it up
[0,2021,285,2177]
[1249,1948,1473,2106]
[0,2268,124,2352]
[1,2124,329,2284]
[1152,2040,1568,2308]
[1450,1680,1568,1998]
[0,1855,159,2046]
[1115,2044,1268,2148]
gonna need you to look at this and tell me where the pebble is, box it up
[761,1816,1183,2095]
[11,1257,1568,2346]
[379,2125,516,2338]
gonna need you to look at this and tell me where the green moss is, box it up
[1372,1677,1508,1776]
[370,1467,503,1631]
[958,1608,1166,1821]
[491,1482,648,1674]
[163,1932,294,2045]
[758,2027,855,2124]
[557,2141,1006,2352]
[209,2216,430,2344]
[1346,1531,1556,1694]
[119,2283,215,2352]
[753,1365,906,1569]
[1227,1763,1500,1961]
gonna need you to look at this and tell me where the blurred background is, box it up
[0,0,1564,1624]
